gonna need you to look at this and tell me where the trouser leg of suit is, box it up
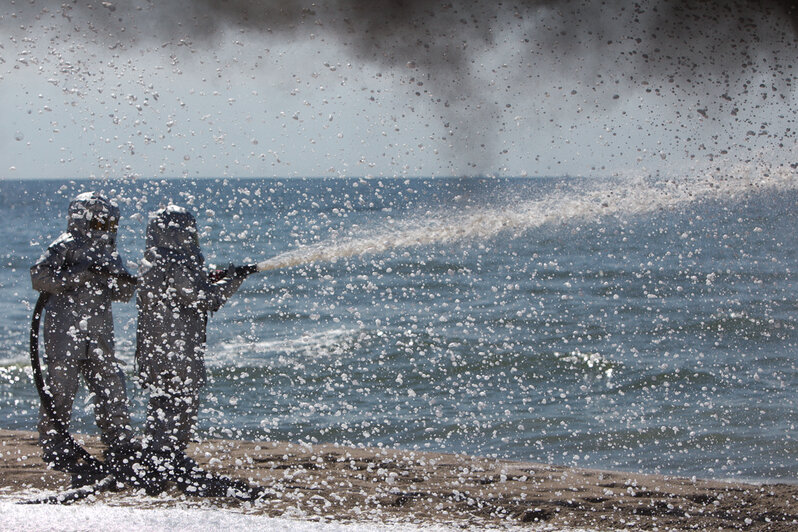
[38,312,133,464]
[143,389,264,499]
[144,392,199,454]
[37,322,83,465]
[82,332,133,449]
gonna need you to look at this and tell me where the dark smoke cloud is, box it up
[9,1,794,72]
[5,0,796,173]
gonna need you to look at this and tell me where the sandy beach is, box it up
[0,430,795,530]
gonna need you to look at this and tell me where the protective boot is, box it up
[169,451,228,497]
[169,451,266,499]
[43,439,108,488]
[104,441,162,493]
[69,463,110,489]
[129,449,169,496]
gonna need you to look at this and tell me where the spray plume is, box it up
[255,167,796,272]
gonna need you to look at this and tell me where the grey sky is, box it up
[2,1,796,179]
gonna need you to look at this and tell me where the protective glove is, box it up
[234,264,258,277]
[88,264,138,286]
[209,264,257,282]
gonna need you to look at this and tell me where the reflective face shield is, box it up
[67,192,120,242]
[145,205,203,262]
[89,215,119,233]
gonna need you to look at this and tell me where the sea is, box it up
[0,174,795,484]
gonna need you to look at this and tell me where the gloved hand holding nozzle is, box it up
[208,263,258,282]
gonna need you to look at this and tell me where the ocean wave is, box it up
[210,327,362,367]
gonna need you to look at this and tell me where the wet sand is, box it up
[1,429,796,530]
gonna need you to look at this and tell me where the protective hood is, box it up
[67,192,120,248]
[145,205,203,265]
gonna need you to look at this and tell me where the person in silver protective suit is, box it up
[135,205,248,494]
[30,192,138,485]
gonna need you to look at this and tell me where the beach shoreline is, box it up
[1,429,795,530]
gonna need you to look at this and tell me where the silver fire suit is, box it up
[135,205,245,453]
[30,192,137,467]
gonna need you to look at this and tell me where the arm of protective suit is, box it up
[99,252,138,302]
[30,239,93,295]
[107,272,137,302]
[172,262,246,313]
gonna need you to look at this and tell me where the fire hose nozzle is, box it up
[209,264,259,282]
[235,264,259,276]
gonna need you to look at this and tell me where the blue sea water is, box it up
[0,176,795,483]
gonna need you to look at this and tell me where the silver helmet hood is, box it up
[145,205,203,263]
[67,191,120,247]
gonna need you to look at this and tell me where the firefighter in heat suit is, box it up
[30,192,138,486]
[135,205,248,494]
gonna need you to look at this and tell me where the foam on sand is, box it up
[1,430,795,530]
